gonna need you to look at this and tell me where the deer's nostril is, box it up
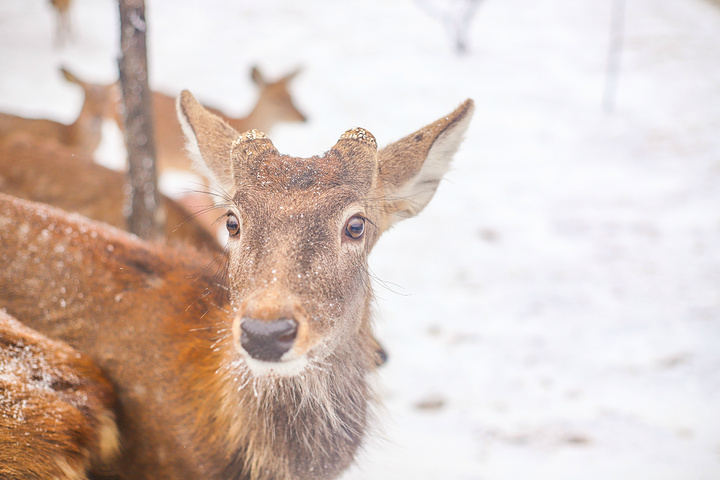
[240,318,298,362]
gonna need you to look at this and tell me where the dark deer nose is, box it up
[240,318,298,362]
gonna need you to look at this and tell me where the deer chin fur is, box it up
[241,355,309,378]
[211,328,378,480]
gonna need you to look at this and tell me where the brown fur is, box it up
[0,96,472,479]
[0,309,119,479]
[0,133,223,256]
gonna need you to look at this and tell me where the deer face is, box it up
[61,67,121,126]
[177,91,473,378]
[222,130,381,376]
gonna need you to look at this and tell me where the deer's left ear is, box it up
[378,99,474,229]
[177,90,239,194]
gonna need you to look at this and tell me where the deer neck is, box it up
[198,307,377,480]
[69,105,103,154]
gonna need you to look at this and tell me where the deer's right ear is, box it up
[177,90,239,194]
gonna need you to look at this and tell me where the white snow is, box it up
[1,0,719,478]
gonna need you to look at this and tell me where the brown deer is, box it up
[151,66,306,175]
[0,132,388,363]
[141,66,306,236]
[0,133,223,256]
[0,67,119,156]
[0,94,473,479]
[0,309,119,479]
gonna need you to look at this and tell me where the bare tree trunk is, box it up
[414,0,482,55]
[118,0,164,240]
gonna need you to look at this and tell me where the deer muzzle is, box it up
[239,317,298,362]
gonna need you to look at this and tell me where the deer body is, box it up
[0,68,118,156]
[0,95,473,479]
[0,194,369,479]
[0,134,222,256]
[0,309,119,479]
[1,194,229,478]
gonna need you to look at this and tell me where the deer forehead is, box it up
[231,190,367,267]
[231,143,378,195]
[227,191,366,287]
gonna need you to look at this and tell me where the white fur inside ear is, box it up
[393,107,474,219]
[175,95,230,203]
[243,356,309,378]
[175,96,217,187]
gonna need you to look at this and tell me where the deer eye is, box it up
[344,216,365,240]
[226,213,241,236]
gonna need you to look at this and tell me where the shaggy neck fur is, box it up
[196,316,377,480]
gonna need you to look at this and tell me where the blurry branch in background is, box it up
[118,0,165,241]
[603,0,625,113]
[415,0,483,54]
[49,0,73,48]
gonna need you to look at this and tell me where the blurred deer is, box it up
[151,67,306,235]
[0,133,222,256]
[0,95,473,479]
[0,67,119,156]
[152,66,306,175]
[0,309,119,479]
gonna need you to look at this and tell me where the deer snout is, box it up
[240,318,298,362]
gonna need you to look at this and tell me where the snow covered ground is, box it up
[1,0,719,478]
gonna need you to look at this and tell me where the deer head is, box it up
[249,66,307,126]
[177,91,473,379]
[60,66,121,151]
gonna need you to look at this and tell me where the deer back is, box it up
[0,193,234,479]
[0,134,222,256]
[0,309,119,479]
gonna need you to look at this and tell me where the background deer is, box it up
[151,66,306,174]
[0,95,473,479]
[142,66,306,237]
[0,67,119,156]
[0,309,119,480]
[0,133,223,256]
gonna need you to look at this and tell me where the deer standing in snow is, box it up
[0,94,473,479]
